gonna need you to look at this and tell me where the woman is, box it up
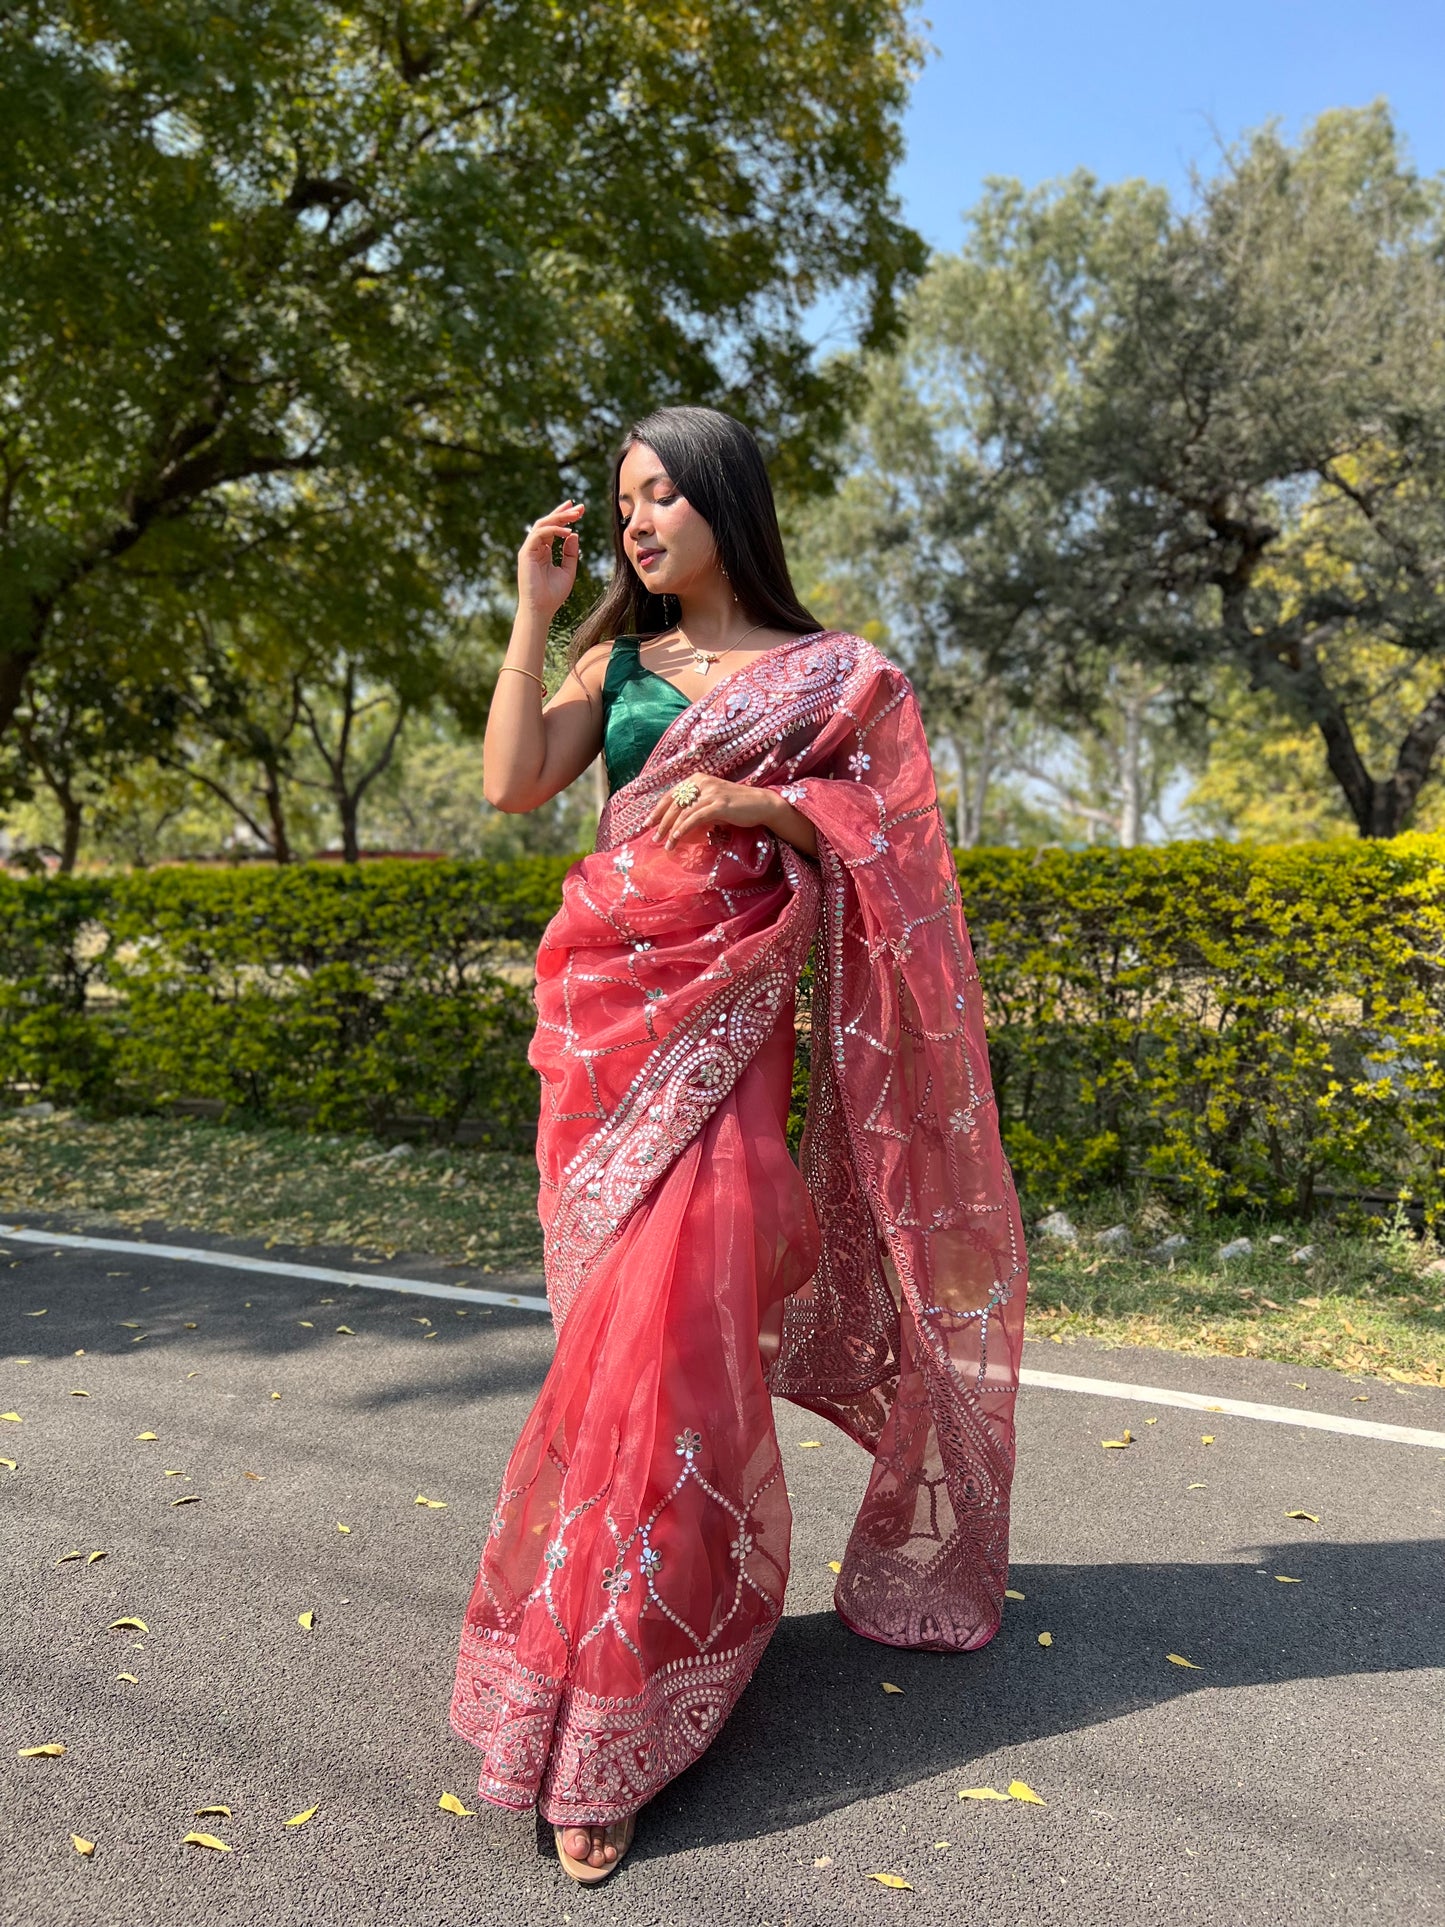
[450,406,1028,1884]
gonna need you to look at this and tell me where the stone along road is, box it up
[2,1223,1442,1927]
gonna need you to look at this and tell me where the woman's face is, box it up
[616,440,721,602]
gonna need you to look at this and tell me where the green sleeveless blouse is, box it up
[601,637,692,793]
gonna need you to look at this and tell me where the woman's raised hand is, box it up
[517,500,585,620]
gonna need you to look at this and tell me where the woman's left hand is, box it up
[648,774,817,858]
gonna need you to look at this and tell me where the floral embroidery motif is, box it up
[848,751,871,778]
[600,1563,631,1597]
[674,1428,701,1459]
[780,782,807,803]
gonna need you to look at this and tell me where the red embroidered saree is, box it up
[450,633,1028,1826]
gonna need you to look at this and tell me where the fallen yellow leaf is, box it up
[136,1432,158,1441]
[1008,1781,1046,1805]
[108,1617,148,1633]
[797,1440,822,1449]
[1037,1631,1053,1647]
[336,1523,351,1534]
[69,1389,90,1398]
[298,1611,315,1630]
[438,1792,473,1816]
[1144,1417,1159,1424]
[1284,1510,1320,1522]
[170,1494,200,1506]
[1200,1435,1215,1444]
[932,1839,949,1849]
[71,1835,95,1856]
[183,1832,232,1852]
[285,1805,319,1827]
[1186,1482,1207,1490]
[164,1469,183,1477]
[826,1560,841,1573]
[1004,1588,1025,1600]
[87,1550,106,1564]
[23,1309,46,1316]
[812,1853,833,1867]
[18,1743,65,1757]
[0,1457,15,1470]
[115,1673,138,1684]
[55,1549,83,1564]
[335,1326,356,1335]
[414,1495,447,1509]
[298,1322,315,1329]
[881,1681,904,1694]
[1101,1439,1131,1449]
[1289,1381,1307,1389]
[868,1873,913,1889]
[1275,1575,1302,1583]
[958,1786,1010,1801]
[1166,1653,1203,1668]
[118,1321,141,1329]
[0,1413,20,1422]
[270,1393,281,1400]
[194,1805,231,1819]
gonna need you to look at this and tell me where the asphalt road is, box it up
[3,1219,1443,1927]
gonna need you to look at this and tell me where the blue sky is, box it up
[897,0,1445,252]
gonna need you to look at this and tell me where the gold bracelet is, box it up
[498,664,546,690]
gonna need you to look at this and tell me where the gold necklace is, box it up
[676,618,768,677]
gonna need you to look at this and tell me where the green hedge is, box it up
[1,839,1442,1212]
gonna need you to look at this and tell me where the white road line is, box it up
[5,1221,1441,1449]
[0,1223,551,1315]
[1018,1367,1445,1451]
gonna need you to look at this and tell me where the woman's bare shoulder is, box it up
[557,640,614,698]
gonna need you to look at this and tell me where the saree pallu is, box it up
[450,632,1029,1826]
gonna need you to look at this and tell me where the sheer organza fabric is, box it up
[451,633,1028,1826]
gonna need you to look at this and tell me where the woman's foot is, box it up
[554,1814,635,1883]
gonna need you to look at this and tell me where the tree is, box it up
[0,0,924,744]
[906,107,1445,838]
[788,251,1201,847]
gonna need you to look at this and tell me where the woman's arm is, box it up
[646,775,819,860]
[483,500,610,812]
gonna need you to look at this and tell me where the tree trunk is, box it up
[261,757,293,864]
[58,789,83,873]
[0,648,39,742]
[1118,688,1144,848]
[337,788,361,863]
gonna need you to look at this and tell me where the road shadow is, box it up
[639,1535,1445,1851]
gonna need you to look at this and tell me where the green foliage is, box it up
[834,107,1445,839]
[2,842,1442,1214]
[958,837,1445,1216]
[0,0,924,743]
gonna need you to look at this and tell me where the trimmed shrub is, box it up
[1,838,1441,1212]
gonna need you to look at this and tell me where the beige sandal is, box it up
[553,1814,636,1884]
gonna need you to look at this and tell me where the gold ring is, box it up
[671,778,700,809]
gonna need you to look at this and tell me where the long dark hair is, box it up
[569,406,820,667]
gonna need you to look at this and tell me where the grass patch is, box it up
[1025,1197,1444,1385]
[0,1108,543,1272]
[1,1110,1441,1385]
